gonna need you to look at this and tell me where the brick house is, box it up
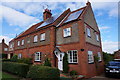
[0,39,9,58]
[9,2,104,77]
[114,49,120,59]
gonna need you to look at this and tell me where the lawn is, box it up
[2,72,20,80]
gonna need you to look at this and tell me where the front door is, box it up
[55,52,64,71]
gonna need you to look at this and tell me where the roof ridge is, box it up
[70,6,86,13]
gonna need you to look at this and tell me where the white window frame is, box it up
[34,35,38,42]
[88,51,94,63]
[18,53,22,59]
[4,48,8,51]
[35,52,41,61]
[40,33,45,41]
[86,27,91,37]
[67,50,78,63]
[10,44,12,48]
[18,41,20,46]
[96,33,99,41]
[97,52,102,62]
[21,39,24,45]
[63,27,71,37]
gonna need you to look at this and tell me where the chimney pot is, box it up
[43,8,52,21]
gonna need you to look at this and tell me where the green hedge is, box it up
[17,58,33,65]
[2,62,29,77]
[2,59,11,62]
[1,54,7,59]
[27,65,60,80]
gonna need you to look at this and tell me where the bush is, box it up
[1,54,7,59]
[2,59,11,62]
[2,62,29,77]
[63,53,69,73]
[103,52,113,64]
[43,58,51,67]
[70,70,78,76]
[27,65,60,80]
[17,58,33,65]
[11,55,18,62]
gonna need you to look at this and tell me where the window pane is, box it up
[96,34,99,41]
[22,40,24,45]
[34,35,38,42]
[63,28,71,37]
[87,28,91,37]
[88,51,94,63]
[18,41,20,46]
[40,33,45,41]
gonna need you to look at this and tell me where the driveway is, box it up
[83,74,120,80]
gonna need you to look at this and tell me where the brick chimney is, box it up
[86,1,91,5]
[43,8,52,21]
[2,39,5,43]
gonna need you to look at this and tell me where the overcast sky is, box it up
[0,0,119,54]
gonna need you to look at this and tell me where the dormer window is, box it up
[40,33,45,41]
[18,41,20,46]
[21,40,24,45]
[34,35,38,42]
[63,27,71,37]
[86,27,91,37]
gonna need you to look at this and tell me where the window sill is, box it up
[98,61,102,63]
[64,36,71,38]
[40,40,45,42]
[87,36,91,38]
[88,62,94,64]
[68,62,78,64]
[97,40,100,42]
[34,60,41,62]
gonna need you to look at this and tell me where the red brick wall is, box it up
[85,42,104,77]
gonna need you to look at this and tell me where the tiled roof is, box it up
[36,14,61,29]
[13,6,86,39]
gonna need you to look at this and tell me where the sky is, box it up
[0,0,119,54]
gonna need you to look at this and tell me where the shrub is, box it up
[17,58,33,65]
[2,62,29,77]
[70,70,78,76]
[43,58,51,67]
[63,53,69,73]
[27,65,60,80]
[103,52,113,64]
[11,55,18,62]
[1,54,7,59]
[2,59,11,62]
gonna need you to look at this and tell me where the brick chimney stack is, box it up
[43,8,52,21]
[2,39,5,43]
[86,0,91,5]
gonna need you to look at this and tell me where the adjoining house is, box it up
[0,39,9,59]
[9,2,104,78]
[114,49,120,59]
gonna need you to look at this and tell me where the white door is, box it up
[8,54,11,59]
[55,52,64,71]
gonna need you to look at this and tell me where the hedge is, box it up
[2,59,11,62]
[27,65,60,80]
[17,58,33,65]
[2,62,29,77]
[0,54,7,59]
